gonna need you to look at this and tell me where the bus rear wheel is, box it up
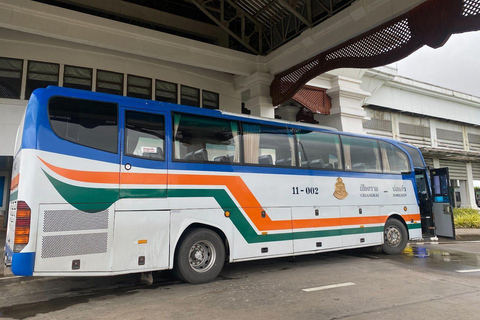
[382,219,408,255]
[173,228,225,284]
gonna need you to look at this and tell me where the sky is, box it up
[391,31,480,97]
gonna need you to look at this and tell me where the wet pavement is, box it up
[1,231,480,319]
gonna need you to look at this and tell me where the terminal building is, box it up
[1,0,480,220]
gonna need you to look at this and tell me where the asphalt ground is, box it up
[1,229,480,319]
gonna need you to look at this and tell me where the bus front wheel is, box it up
[173,228,225,284]
[382,219,408,255]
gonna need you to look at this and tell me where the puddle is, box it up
[0,275,180,319]
[0,289,136,319]
[394,245,480,271]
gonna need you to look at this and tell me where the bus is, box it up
[5,86,426,284]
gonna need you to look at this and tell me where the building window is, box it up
[26,61,59,99]
[0,57,23,99]
[127,75,152,100]
[181,85,200,107]
[202,90,219,109]
[155,80,177,103]
[63,65,92,91]
[97,70,124,96]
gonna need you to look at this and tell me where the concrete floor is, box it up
[1,231,480,319]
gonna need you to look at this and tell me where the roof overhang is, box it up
[270,0,480,106]
[420,147,480,162]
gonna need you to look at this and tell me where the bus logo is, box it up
[333,178,348,200]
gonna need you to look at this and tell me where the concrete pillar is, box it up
[236,72,275,119]
[391,113,399,140]
[465,162,479,209]
[317,76,370,134]
[429,119,437,147]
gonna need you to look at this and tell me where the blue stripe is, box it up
[21,86,420,184]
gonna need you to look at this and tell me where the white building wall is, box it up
[0,29,244,157]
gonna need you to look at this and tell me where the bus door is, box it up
[415,169,435,237]
[430,168,455,238]
[113,108,170,272]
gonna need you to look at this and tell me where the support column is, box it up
[319,76,370,134]
[236,72,275,118]
[466,162,479,209]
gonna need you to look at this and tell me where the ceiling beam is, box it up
[190,0,260,54]
[277,0,312,27]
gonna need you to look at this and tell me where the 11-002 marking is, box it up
[292,187,319,195]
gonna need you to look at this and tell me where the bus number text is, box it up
[292,187,319,195]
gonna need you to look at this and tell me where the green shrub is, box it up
[454,208,480,228]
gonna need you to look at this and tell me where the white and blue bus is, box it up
[5,86,427,284]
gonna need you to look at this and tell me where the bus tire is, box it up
[173,228,225,284]
[382,219,408,255]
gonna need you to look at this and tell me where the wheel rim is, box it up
[188,240,216,273]
[385,226,402,247]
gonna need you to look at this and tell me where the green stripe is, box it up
[44,171,392,244]
[407,223,421,230]
[10,191,18,202]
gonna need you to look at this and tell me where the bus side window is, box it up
[49,96,118,153]
[295,130,342,170]
[242,123,295,167]
[379,141,411,174]
[125,111,165,161]
[173,113,240,163]
[342,136,382,173]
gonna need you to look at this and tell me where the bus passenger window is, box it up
[49,97,118,153]
[379,141,410,174]
[242,123,295,167]
[341,136,381,173]
[295,130,342,170]
[125,111,165,161]
[173,113,240,164]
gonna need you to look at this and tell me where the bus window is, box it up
[125,111,165,161]
[243,123,295,167]
[49,96,118,153]
[295,130,342,170]
[173,113,240,163]
[341,136,381,173]
[379,141,411,174]
[401,144,424,168]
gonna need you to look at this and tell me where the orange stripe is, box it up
[292,214,421,229]
[10,173,19,191]
[39,158,119,184]
[39,157,420,232]
[39,157,167,185]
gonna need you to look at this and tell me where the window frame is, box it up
[202,90,220,110]
[127,74,152,100]
[63,65,93,91]
[0,56,24,99]
[155,79,178,104]
[48,95,119,154]
[26,60,60,99]
[96,69,124,96]
[180,85,200,107]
